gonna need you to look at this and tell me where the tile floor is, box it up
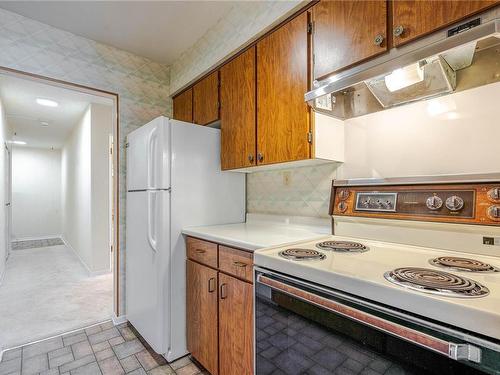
[0,244,112,351]
[11,238,65,251]
[0,321,206,375]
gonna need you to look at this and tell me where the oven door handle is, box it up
[257,274,482,364]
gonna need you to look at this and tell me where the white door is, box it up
[125,189,169,354]
[127,117,169,191]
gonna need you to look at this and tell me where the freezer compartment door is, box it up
[125,190,170,354]
[127,117,170,191]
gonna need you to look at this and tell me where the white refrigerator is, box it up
[126,116,245,361]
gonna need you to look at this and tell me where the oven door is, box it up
[254,269,499,375]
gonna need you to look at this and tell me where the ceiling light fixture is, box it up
[10,140,27,145]
[36,98,58,107]
[40,121,49,127]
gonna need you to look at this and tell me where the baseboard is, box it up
[112,314,127,326]
[12,234,63,242]
[61,236,93,276]
[61,236,112,277]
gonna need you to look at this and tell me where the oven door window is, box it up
[255,282,484,375]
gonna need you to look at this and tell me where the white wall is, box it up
[337,82,500,179]
[62,104,112,273]
[0,98,11,280]
[62,106,92,269]
[11,147,62,239]
[90,103,112,273]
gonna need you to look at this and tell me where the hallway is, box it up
[0,241,113,351]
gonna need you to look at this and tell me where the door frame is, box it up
[0,65,122,317]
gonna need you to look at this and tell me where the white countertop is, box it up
[182,213,331,251]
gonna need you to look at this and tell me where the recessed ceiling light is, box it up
[36,98,58,107]
[10,140,26,145]
[40,121,49,127]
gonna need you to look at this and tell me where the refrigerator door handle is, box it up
[147,190,158,252]
[147,126,158,189]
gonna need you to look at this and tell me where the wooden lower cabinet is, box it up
[186,260,219,375]
[219,273,254,375]
[186,237,254,375]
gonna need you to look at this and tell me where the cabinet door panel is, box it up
[193,71,219,125]
[173,88,192,123]
[186,260,218,375]
[257,12,310,166]
[219,273,253,375]
[313,1,388,80]
[393,1,498,46]
[220,47,256,170]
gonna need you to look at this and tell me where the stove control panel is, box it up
[331,183,500,226]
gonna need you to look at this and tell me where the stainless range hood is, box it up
[306,8,500,120]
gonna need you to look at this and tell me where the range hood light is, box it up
[384,62,424,92]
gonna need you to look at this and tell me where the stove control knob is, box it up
[337,201,348,213]
[488,187,500,202]
[338,189,350,200]
[445,195,464,211]
[426,196,443,210]
[487,205,500,221]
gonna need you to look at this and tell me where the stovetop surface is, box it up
[254,235,500,340]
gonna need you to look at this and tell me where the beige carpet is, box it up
[0,244,113,352]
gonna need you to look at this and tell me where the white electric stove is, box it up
[254,175,500,375]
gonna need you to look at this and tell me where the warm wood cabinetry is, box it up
[392,1,498,46]
[219,272,253,375]
[186,237,253,375]
[312,1,388,80]
[220,47,256,170]
[193,71,220,125]
[172,88,192,123]
[256,12,311,166]
[186,260,218,375]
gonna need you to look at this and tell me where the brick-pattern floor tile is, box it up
[0,321,208,375]
[22,353,48,374]
[98,356,125,375]
[119,355,141,373]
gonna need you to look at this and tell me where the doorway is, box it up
[0,70,119,351]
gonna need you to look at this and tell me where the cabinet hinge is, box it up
[307,132,313,143]
[125,142,129,148]
[307,21,314,34]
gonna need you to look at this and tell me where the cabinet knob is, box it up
[393,25,405,37]
[374,34,385,46]
[257,153,264,162]
[248,154,254,163]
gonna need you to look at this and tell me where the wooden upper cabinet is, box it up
[186,260,218,375]
[312,1,388,80]
[220,47,256,170]
[172,88,192,123]
[256,12,310,166]
[193,71,220,125]
[392,1,499,46]
[218,273,253,375]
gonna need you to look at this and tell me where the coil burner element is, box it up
[429,256,499,273]
[384,267,489,298]
[316,241,368,253]
[279,248,326,261]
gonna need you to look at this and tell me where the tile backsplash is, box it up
[247,163,338,218]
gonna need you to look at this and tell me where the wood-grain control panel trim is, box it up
[330,182,500,226]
